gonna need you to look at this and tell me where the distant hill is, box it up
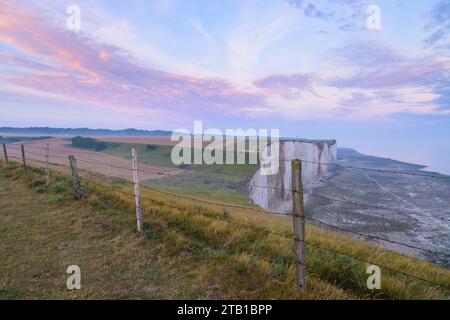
[0,127,172,137]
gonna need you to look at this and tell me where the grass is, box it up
[0,160,449,299]
[70,141,259,205]
[0,136,50,144]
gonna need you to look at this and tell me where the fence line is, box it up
[303,216,450,259]
[7,144,450,233]
[12,142,450,180]
[308,193,450,223]
[2,143,450,295]
[277,158,450,180]
[20,146,177,177]
[7,146,450,224]
[10,146,450,225]
[114,190,450,292]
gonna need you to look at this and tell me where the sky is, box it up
[0,0,450,173]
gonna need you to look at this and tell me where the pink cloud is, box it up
[253,72,320,98]
[0,1,264,116]
[250,40,450,117]
[328,58,450,90]
[1,2,449,123]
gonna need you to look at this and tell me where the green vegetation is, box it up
[0,127,171,137]
[70,136,119,152]
[0,136,50,144]
[81,141,259,205]
[1,160,449,299]
[146,144,158,151]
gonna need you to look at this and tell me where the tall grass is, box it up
[1,160,449,299]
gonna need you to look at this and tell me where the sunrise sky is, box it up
[1,0,449,172]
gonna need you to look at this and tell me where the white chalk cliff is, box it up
[249,139,337,213]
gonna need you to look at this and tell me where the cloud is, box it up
[289,0,331,20]
[303,3,328,20]
[288,0,369,31]
[328,41,450,93]
[424,0,450,48]
[0,1,264,120]
[0,54,55,72]
[253,73,321,98]
[249,40,450,119]
[226,0,302,83]
[327,61,448,89]
[330,40,405,68]
[190,18,215,44]
[1,1,449,125]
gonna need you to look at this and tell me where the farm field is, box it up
[4,137,187,182]
[68,137,259,205]
[96,136,178,146]
[1,160,450,299]
[87,137,450,267]
[2,136,259,205]
[5,136,450,266]
[3,0,450,306]
[0,136,50,144]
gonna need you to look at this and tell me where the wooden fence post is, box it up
[131,148,144,232]
[292,159,306,292]
[68,155,85,199]
[45,143,50,185]
[21,144,27,173]
[2,143,8,163]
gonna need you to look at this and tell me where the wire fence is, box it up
[1,142,450,295]
[18,144,448,225]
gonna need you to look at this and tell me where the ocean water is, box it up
[349,145,450,177]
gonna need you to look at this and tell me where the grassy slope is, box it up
[0,161,449,300]
[0,167,204,299]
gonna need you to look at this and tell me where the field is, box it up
[3,137,187,182]
[95,136,179,146]
[1,160,450,299]
[96,140,259,205]
[6,136,450,265]
[0,136,50,144]
[10,136,259,205]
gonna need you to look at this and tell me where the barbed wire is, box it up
[6,147,450,224]
[139,183,283,214]
[2,156,450,294]
[5,145,176,176]
[135,192,450,292]
[46,152,450,228]
[104,189,355,299]
[6,142,450,180]
[278,158,450,180]
[138,178,450,260]
[308,193,450,223]
[123,165,450,264]
[302,216,450,260]
[5,148,450,227]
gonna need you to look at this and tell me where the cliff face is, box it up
[249,139,337,213]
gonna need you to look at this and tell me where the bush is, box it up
[71,136,108,151]
[52,178,69,193]
[48,194,64,204]
[147,144,158,151]
[28,178,45,188]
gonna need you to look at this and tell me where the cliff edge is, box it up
[249,139,337,213]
